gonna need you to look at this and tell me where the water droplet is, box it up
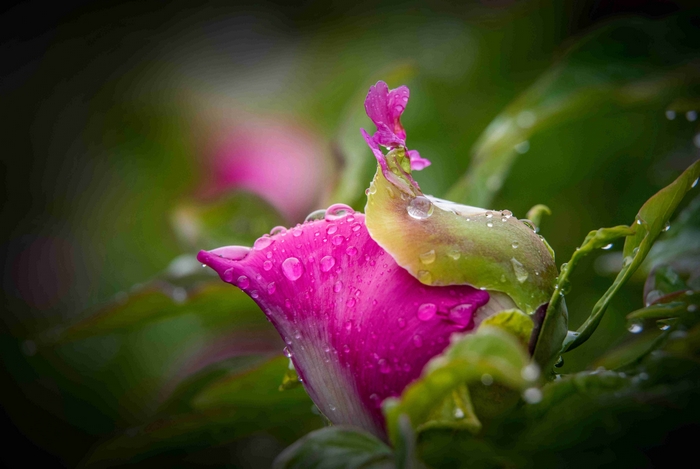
[253,236,273,251]
[663,221,671,232]
[329,404,337,412]
[511,241,519,249]
[334,281,343,293]
[665,110,676,120]
[344,321,352,331]
[419,249,436,264]
[480,373,493,386]
[448,303,473,326]
[320,256,336,272]
[417,270,433,284]
[511,258,528,283]
[407,196,434,220]
[485,211,493,218]
[223,268,234,282]
[398,317,406,329]
[233,276,248,290]
[601,243,613,250]
[305,209,327,222]
[628,321,643,334]
[343,344,350,354]
[351,223,362,232]
[283,346,292,358]
[332,235,345,246]
[692,177,699,189]
[486,222,493,228]
[250,290,259,299]
[412,334,423,347]
[417,303,437,321]
[270,226,287,236]
[347,298,356,307]
[367,182,377,195]
[454,408,465,419]
[521,364,541,381]
[263,260,273,271]
[447,249,460,260]
[209,245,251,260]
[379,359,391,374]
[686,110,698,122]
[325,203,354,221]
[657,320,671,331]
[282,258,303,281]
[502,210,513,218]
[326,225,338,235]
[554,356,564,368]
[346,246,358,256]
[522,387,542,404]
[292,228,302,237]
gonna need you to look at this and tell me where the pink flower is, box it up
[362,81,431,172]
[197,207,494,438]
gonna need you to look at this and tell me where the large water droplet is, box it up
[305,209,327,222]
[332,235,345,246]
[263,260,273,271]
[237,275,250,289]
[407,196,434,220]
[253,236,274,251]
[209,245,251,260]
[645,289,662,307]
[282,258,303,281]
[419,250,436,264]
[270,226,287,236]
[223,268,234,282]
[511,258,529,283]
[417,303,437,321]
[320,256,336,272]
[628,321,643,334]
[325,203,354,221]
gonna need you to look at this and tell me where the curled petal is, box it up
[198,212,490,439]
[407,149,431,171]
[364,81,408,148]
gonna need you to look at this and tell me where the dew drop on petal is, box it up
[283,346,292,358]
[332,235,345,246]
[237,275,250,289]
[417,270,433,284]
[325,203,354,221]
[305,209,327,222]
[326,225,338,235]
[407,196,434,220]
[292,228,303,237]
[263,260,273,271]
[448,303,473,326]
[253,236,274,251]
[417,303,437,321]
[223,268,234,282]
[270,226,287,236]
[320,255,336,272]
[344,321,352,331]
[267,282,276,294]
[351,223,362,232]
[511,258,529,283]
[346,246,358,256]
[282,258,303,281]
[347,298,356,308]
[250,290,259,299]
[419,249,436,264]
[412,334,423,347]
[209,245,251,261]
[334,281,343,293]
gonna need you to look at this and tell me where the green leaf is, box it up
[383,327,530,446]
[171,191,285,251]
[273,426,394,469]
[479,309,534,348]
[446,13,700,208]
[83,357,323,467]
[562,159,700,354]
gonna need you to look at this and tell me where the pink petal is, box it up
[198,213,489,439]
[364,81,407,149]
[407,149,431,171]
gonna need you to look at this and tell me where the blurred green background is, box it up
[2,0,699,467]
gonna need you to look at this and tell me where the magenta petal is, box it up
[386,85,409,141]
[364,81,408,149]
[198,213,489,439]
[407,149,431,171]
